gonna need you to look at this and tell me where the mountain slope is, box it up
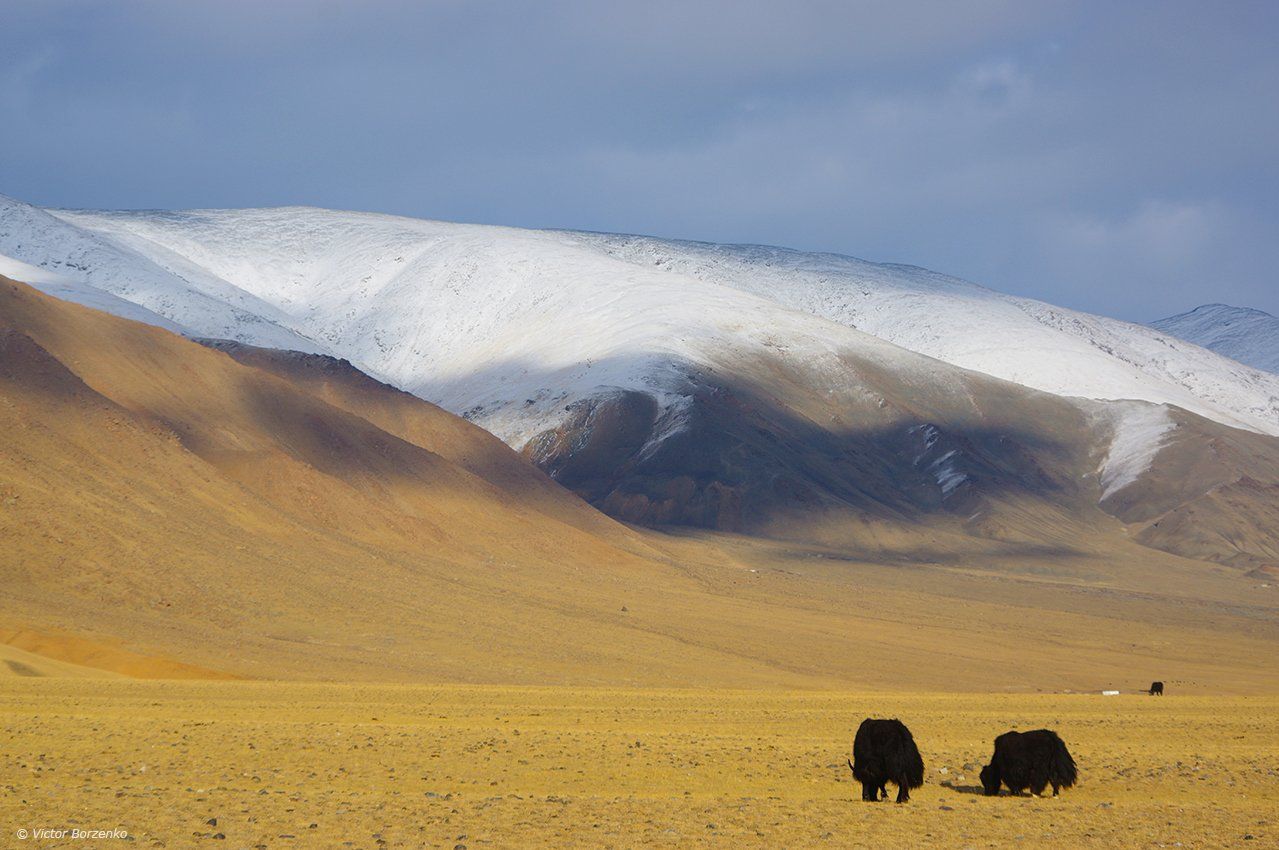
[2,196,1269,441]
[0,275,732,683]
[589,235,1279,435]
[5,275,1279,691]
[0,195,323,352]
[4,196,1279,569]
[1099,405,1279,573]
[1150,303,1279,374]
[197,339,631,540]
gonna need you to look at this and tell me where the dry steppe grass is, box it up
[3,680,1275,848]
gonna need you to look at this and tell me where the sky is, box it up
[2,0,1276,321]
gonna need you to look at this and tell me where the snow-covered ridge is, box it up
[583,234,1279,435]
[1150,303,1279,375]
[0,195,327,353]
[2,193,1278,500]
[0,253,187,334]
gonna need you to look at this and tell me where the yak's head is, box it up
[980,764,1000,796]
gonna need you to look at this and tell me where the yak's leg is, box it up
[878,784,888,801]
[1051,783,1060,797]
[861,781,878,802]
[895,783,910,804]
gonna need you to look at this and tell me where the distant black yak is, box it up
[980,729,1077,797]
[847,718,925,803]
[1149,681,1164,696]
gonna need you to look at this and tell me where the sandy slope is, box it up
[2,680,1275,848]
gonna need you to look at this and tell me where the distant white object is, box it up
[1101,690,1121,696]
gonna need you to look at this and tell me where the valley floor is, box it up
[2,681,1275,848]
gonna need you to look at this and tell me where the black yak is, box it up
[847,718,925,803]
[980,729,1077,797]
[1149,681,1164,696]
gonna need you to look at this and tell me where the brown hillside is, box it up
[3,275,1279,692]
[197,340,639,545]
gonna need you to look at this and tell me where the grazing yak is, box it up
[980,729,1077,797]
[1149,681,1164,696]
[847,718,925,803]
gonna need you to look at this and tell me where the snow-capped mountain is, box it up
[588,236,1279,436]
[2,195,1276,438]
[4,192,1279,568]
[0,196,326,353]
[0,252,187,334]
[1150,303,1279,375]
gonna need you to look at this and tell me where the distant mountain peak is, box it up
[1151,303,1279,374]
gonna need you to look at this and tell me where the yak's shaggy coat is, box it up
[980,729,1078,797]
[848,718,925,803]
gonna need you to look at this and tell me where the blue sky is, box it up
[2,1,1276,320]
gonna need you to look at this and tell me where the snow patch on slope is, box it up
[908,424,969,498]
[930,450,968,496]
[1096,403,1176,499]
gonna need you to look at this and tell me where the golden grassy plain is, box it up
[5,276,1279,847]
[2,680,1276,848]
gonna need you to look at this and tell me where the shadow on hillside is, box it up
[406,347,1096,539]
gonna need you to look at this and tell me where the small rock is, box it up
[212,835,225,841]
[938,805,953,811]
